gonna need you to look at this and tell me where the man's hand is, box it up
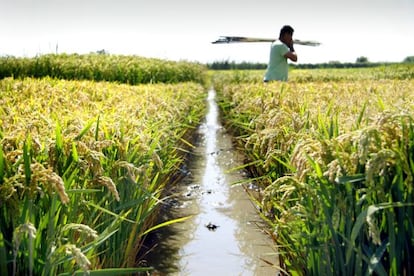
[287,40,295,52]
[284,45,298,62]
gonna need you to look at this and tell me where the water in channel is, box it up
[145,89,278,275]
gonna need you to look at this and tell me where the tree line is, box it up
[207,56,414,70]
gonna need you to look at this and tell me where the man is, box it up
[263,25,297,82]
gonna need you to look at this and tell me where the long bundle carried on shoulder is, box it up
[212,36,320,46]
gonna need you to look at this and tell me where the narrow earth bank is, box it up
[143,89,279,275]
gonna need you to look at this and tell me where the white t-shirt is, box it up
[263,41,290,81]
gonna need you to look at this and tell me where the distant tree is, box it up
[96,49,108,55]
[328,60,342,66]
[403,56,414,63]
[207,60,266,70]
[356,56,369,63]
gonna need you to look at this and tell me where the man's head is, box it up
[279,25,294,44]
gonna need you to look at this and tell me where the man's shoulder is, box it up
[272,41,288,49]
[272,41,289,54]
[272,40,283,46]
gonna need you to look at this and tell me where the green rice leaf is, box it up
[95,114,100,141]
[0,232,8,276]
[71,142,79,162]
[335,174,365,184]
[23,137,31,184]
[87,202,136,224]
[66,189,101,194]
[355,101,367,129]
[0,146,5,183]
[140,215,192,237]
[55,120,63,152]
[368,238,389,276]
[74,118,96,141]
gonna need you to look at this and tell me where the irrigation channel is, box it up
[144,89,279,275]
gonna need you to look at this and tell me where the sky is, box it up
[1,0,413,64]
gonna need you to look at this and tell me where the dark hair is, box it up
[279,25,294,38]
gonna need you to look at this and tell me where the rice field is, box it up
[213,64,414,275]
[0,69,206,274]
[0,53,208,85]
[1,54,413,275]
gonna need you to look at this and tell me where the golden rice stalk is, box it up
[114,160,148,181]
[4,149,23,164]
[61,223,98,239]
[64,244,91,271]
[290,138,323,182]
[30,162,69,204]
[84,150,105,177]
[95,175,120,202]
[261,176,307,217]
[89,140,115,152]
[366,206,382,245]
[13,222,37,274]
[13,222,37,250]
[365,149,397,185]
[152,152,164,170]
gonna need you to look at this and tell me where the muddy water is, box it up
[146,89,278,275]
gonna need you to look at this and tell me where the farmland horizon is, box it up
[1,0,413,65]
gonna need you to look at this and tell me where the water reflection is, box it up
[145,89,278,275]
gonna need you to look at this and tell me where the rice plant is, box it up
[0,77,206,275]
[0,54,208,85]
[214,66,414,275]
